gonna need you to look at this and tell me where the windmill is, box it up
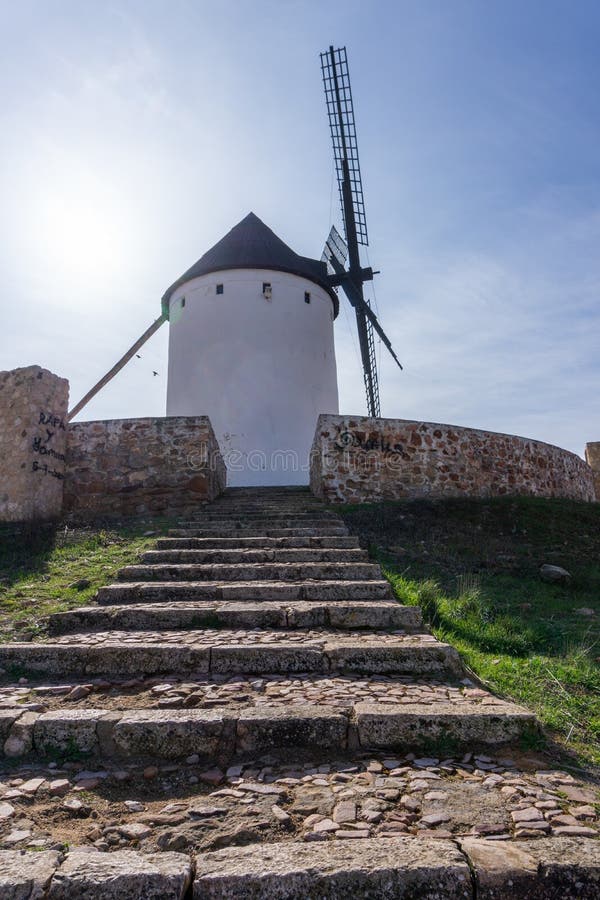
[68,44,402,476]
[320,45,402,417]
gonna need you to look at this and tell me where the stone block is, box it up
[33,709,107,755]
[113,709,228,759]
[355,701,535,748]
[0,711,24,747]
[0,849,60,899]
[211,645,326,675]
[326,640,463,677]
[3,711,39,757]
[48,847,192,899]
[193,836,472,898]
[0,366,68,522]
[461,836,600,899]
[235,705,348,754]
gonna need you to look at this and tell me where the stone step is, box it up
[155,535,361,550]
[2,837,600,899]
[193,836,600,898]
[117,562,382,583]
[97,579,393,605]
[0,694,534,761]
[176,518,341,529]
[209,500,322,506]
[167,526,350,538]
[187,507,338,516]
[48,600,424,634]
[0,633,462,678]
[220,487,311,495]
[140,548,368,564]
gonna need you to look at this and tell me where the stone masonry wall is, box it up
[310,415,595,504]
[64,416,226,519]
[0,366,69,522]
[584,443,600,501]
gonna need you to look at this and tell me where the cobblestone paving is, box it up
[0,749,597,854]
[41,629,431,647]
[0,674,509,712]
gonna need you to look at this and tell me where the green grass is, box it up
[0,519,175,641]
[340,496,600,768]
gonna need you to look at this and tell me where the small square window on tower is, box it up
[304,291,311,304]
[181,297,186,308]
[262,282,272,299]
[216,283,224,295]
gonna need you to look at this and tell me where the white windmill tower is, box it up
[162,212,340,486]
[67,47,402,488]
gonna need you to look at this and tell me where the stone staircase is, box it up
[0,486,598,897]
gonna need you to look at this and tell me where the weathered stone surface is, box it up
[235,706,348,753]
[119,562,381,583]
[0,711,24,747]
[211,645,327,675]
[95,579,392,605]
[193,836,472,898]
[461,836,600,899]
[0,643,210,677]
[326,640,462,677]
[64,416,225,519]
[33,709,108,754]
[0,366,68,523]
[0,849,60,899]
[50,600,422,634]
[48,847,191,899]
[585,441,600,501]
[3,711,39,757]
[311,415,596,504]
[113,709,227,759]
[355,702,535,748]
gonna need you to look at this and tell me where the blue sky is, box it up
[1,0,599,456]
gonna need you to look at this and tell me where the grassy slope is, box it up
[339,496,600,768]
[0,521,173,642]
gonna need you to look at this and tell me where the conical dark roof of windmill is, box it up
[162,212,338,316]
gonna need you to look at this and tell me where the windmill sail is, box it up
[320,45,401,417]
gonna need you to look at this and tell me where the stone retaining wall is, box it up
[0,366,69,522]
[310,415,595,504]
[64,416,226,519]
[584,443,600,501]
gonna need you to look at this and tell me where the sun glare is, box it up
[27,166,139,292]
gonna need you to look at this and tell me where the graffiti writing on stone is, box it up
[39,411,66,430]
[31,410,66,478]
[32,460,64,480]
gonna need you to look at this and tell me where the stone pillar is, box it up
[584,443,600,501]
[0,366,69,522]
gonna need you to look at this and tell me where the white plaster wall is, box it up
[166,268,339,486]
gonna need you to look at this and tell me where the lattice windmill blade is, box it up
[320,47,369,247]
[321,225,348,276]
[320,45,402,417]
